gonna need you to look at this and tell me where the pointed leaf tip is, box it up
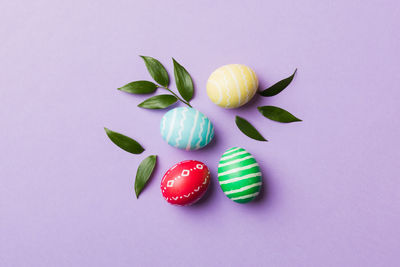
[135,155,157,198]
[137,94,178,109]
[258,106,302,123]
[118,81,158,94]
[235,116,267,142]
[173,58,194,102]
[104,127,145,154]
[140,56,169,87]
[259,69,297,97]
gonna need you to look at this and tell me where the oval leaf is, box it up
[173,58,194,102]
[235,116,267,141]
[258,106,302,123]
[135,155,157,198]
[104,127,144,154]
[259,69,297,97]
[118,81,157,94]
[137,94,177,109]
[140,56,169,87]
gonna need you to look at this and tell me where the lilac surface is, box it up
[1,1,400,266]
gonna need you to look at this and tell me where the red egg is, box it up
[161,160,210,206]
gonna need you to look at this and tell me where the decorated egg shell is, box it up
[206,64,259,109]
[218,147,262,203]
[160,107,214,151]
[161,160,210,206]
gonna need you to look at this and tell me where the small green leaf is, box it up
[135,155,157,198]
[259,69,297,97]
[258,106,302,123]
[137,94,177,109]
[173,58,194,102]
[140,56,169,87]
[104,127,144,154]
[118,81,157,94]
[235,116,267,141]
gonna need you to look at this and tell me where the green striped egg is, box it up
[218,147,262,203]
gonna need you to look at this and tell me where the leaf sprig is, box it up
[235,69,302,141]
[118,56,194,109]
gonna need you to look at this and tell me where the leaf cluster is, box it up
[118,56,194,109]
[235,69,302,141]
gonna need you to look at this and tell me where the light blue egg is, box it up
[160,107,214,150]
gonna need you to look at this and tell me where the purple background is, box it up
[1,1,400,266]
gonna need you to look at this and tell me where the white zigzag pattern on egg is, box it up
[222,71,231,107]
[186,110,199,150]
[239,65,250,103]
[161,116,166,135]
[175,107,187,147]
[227,65,241,106]
[166,108,177,143]
[162,163,209,202]
[161,108,214,151]
[195,115,206,149]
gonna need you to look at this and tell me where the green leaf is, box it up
[140,56,169,87]
[235,116,267,141]
[173,58,194,102]
[258,106,302,123]
[135,155,157,198]
[137,94,177,109]
[118,81,157,94]
[104,127,144,154]
[259,69,297,97]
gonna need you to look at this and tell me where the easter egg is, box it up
[206,64,259,109]
[160,107,214,151]
[161,160,210,206]
[218,147,262,203]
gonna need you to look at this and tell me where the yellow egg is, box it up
[206,64,259,108]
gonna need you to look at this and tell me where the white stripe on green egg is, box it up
[160,107,214,151]
[218,147,262,203]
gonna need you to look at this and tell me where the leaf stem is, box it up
[160,86,192,107]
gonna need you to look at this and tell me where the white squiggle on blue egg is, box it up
[195,115,206,149]
[205,119,214,145]
[160,107,214,151]
[166,108,177,143]
[186,109,199,150]
[175,107,187,148]
[161,116,166,136]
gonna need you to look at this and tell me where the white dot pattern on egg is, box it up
[160,107,215,151]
